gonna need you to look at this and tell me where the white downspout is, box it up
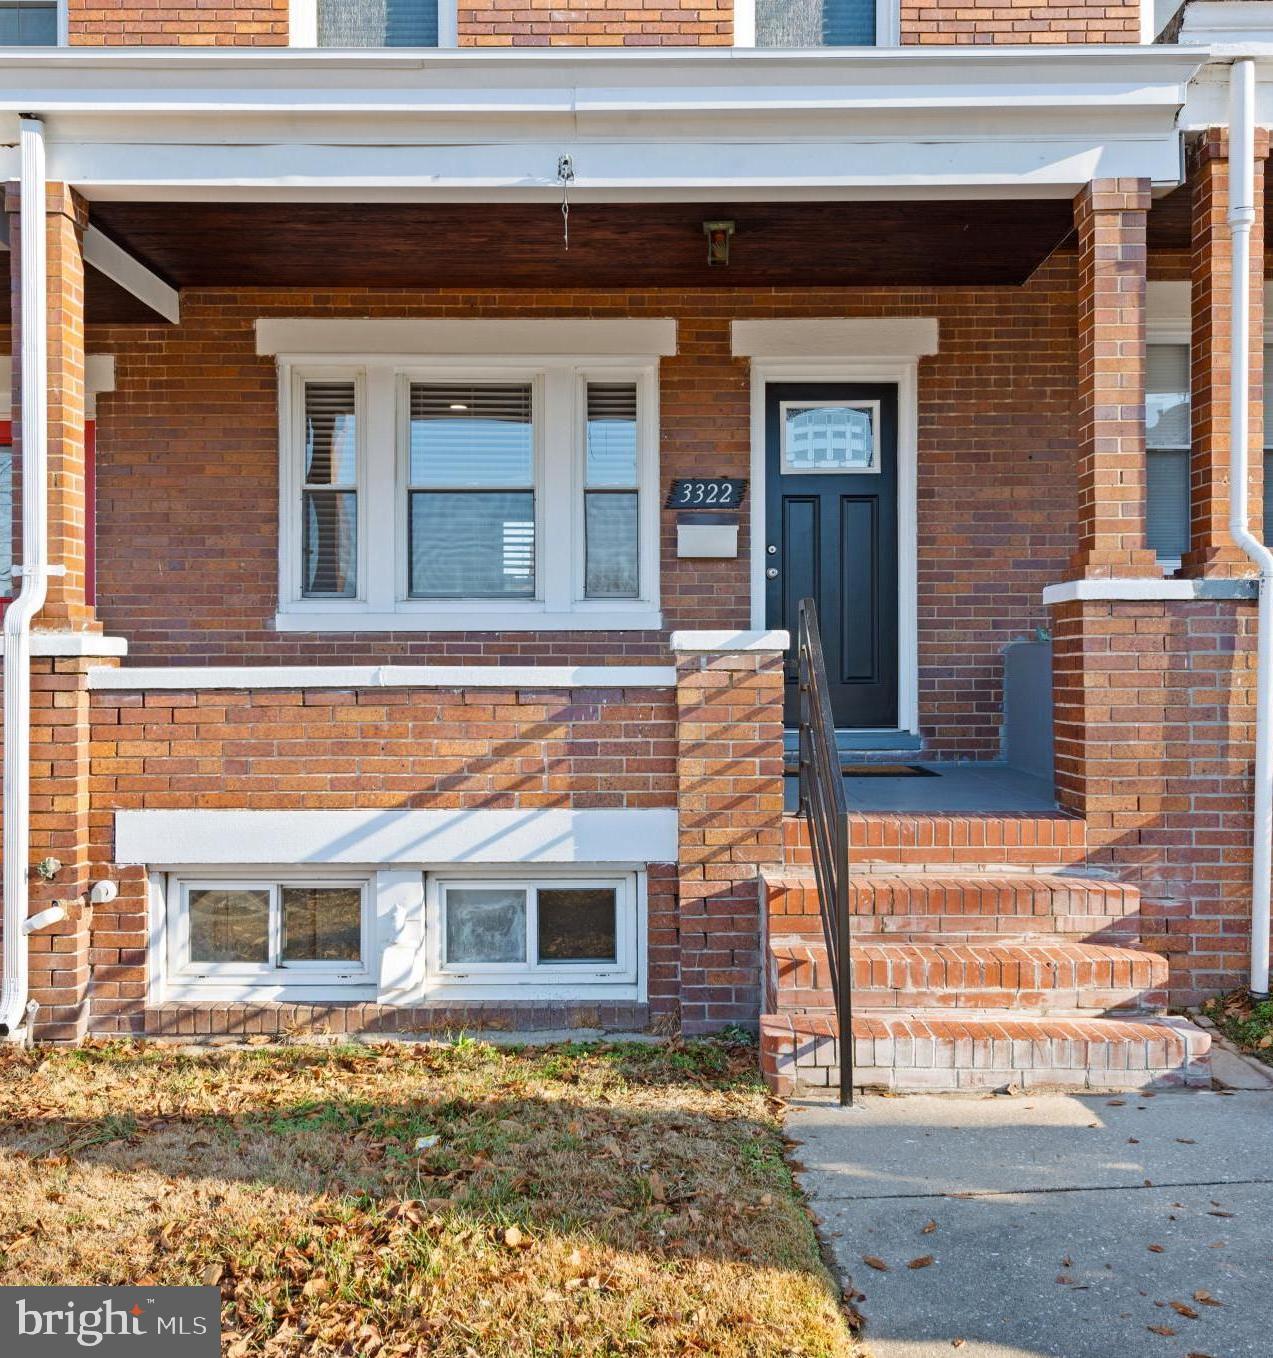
[1227,61,1273,1001]
[0,116,50,1037]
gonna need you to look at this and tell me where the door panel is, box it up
[764,382,899,729]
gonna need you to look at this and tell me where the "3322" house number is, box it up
[665,478,747,510]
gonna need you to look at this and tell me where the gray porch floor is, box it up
[783,762,1058,815]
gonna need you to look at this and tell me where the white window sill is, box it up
[423,981,642,1002]
[161,982,376,1003]
[274,607,663,633]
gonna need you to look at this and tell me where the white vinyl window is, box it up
[1145,343,1191,569]
[0,1,62,45]
[290,0,456,47]
[278,358,660,631]
[428,874,639,991]
[168,876,373,989]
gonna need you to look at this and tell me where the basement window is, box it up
[277,359,660,631]
[427,875,639,991]
[168,877,373,990]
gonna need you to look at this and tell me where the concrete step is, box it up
[783,810,1088,870]
[764,870,1141,942]
[767,937,1168,1016]
[760,1011,1212,1095]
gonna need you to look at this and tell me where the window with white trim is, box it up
[735,0,893,46]
[278,358,660,631]
[0,1,60,44]
[168,876,372,988]
[428,874,638,989]
[290,0,456,47]
[1145,343,1191,567]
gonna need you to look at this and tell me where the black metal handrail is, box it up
[796,598,854,1106]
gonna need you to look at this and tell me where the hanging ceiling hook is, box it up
[556,154,575,252]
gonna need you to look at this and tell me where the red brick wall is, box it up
[83,681,678,1034]
[87,684,677,811]
[899,0,1140,43]
[457,0,731,45]
[68,0,288,45]
[83,258,1082,757]
[1052,597,1262,1005]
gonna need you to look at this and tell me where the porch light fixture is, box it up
[703,220,735,267]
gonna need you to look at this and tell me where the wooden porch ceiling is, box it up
[58,199,1084,318]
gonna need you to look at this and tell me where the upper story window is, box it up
[291,0,454,47]
[277,356,660,632]
[0,1,60,45]
[736,0,889,46]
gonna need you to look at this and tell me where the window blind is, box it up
[584,382,639,599]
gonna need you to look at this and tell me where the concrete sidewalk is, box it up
[788,1088,1273,1358]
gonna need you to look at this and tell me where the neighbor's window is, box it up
[0,1,59,45]
[1145,343,1191,567]
[172,878,370,985]
[317,0,439,46]
[0,423,12,604]
[280,360,657,629]
[432,876,636,986]
[754,0,877,46]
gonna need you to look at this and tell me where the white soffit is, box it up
[256,318,678,357]
[114,808,679,867]
[731,318,939,359]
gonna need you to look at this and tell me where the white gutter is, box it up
[1226,59,1273,1000]
[0,116,50,1037]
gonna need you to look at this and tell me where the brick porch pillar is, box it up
[671,630,786,1035]
[1180,127,1270,577]
[1069,178,1161,581]
[7,181,105,1039]
[5,181,98,630]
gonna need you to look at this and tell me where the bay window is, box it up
[278,357,659,631]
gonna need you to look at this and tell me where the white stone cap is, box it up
[0,632,128,658]
[669,629,790,653]
[87,663,676,691]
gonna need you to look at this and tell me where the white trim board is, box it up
[83,225,180,325]
[747,358,920,736]
[0,354,115,420]
[732,319,939,360]
[115,808,679,867]
[669,629,789,652]
[0,633,127,658]
[257,318,678,357]
[86,663,675,691]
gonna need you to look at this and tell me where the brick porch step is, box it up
[783,810,1088,870]
[768,937,1168,1016]
[764,870,1142,942]
[760,1011,1212,1095]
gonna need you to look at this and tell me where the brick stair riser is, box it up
[782,813,1089,870]
[768,958,1166,1018]
[760,1017,1212,1096]
[765,877,1141,940]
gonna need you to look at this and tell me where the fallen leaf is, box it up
[648,1171,667,1203]
[907,1256,934,1270]
[921,1220,937,1235]
[1207,1210,1235,1219]
[951,1341,965,1350]
[1147,1325,1176,1337]
[1169,1302,1200,1320]
[1193,1289,1222,1307]
[201,1263,223,1286]
[301,1277,329,1299]
[1148,1244,1166,1253]
[862,1255,889,1272]
[1176,1138,1197,1145]
[503,1226,530,1249]
[1056,1274,1075,1286]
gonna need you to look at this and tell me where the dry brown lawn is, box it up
[0,1036,857,1357]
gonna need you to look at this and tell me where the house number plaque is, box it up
[665,478,747,510]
